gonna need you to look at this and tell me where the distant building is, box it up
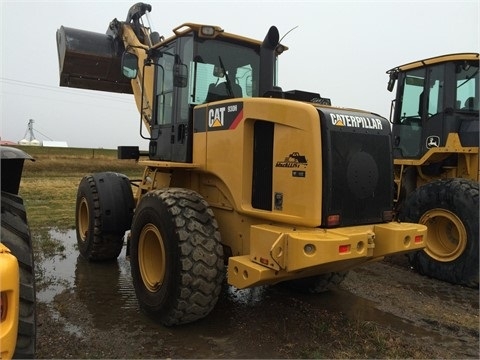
[0,139,18,146]
[17,119,68,147]
[42,141,69,148]
[19,138,42,146]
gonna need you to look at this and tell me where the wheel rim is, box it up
[138,223,166,292]
[419,208,467,262]
[78,197,89,242]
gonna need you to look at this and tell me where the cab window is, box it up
[455,62,478,111]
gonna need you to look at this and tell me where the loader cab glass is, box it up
[149,31,264,162]
[392,60,479,159]
[455,62,479,112]
[121,52,138,79]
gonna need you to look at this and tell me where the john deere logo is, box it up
[426,136,440,148]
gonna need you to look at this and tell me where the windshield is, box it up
[189,37,261,104]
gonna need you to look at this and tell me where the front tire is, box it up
[400,178,479,287]
[130,188,225,326]
[76,172,134,261]
[1,191,36,358]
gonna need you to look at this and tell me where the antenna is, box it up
[279,25,299,44]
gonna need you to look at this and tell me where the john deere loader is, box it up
[387,53,479,287]
[56,2,427,326]
[0,146,36,359]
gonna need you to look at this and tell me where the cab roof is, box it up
[152,22,288,53]
[387,52,479,74]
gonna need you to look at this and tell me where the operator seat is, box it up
[205,74,242,102]
[463,97,476,110]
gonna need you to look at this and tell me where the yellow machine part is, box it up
[0,243,20,360]
[228,222,427,289]
[394,132,479,201]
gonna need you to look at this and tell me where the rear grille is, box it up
[320,111,393,227]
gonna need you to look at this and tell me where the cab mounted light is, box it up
[201,26,216,37]
[275,44,286,55]
[172,23,223,38]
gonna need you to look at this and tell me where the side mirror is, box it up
[121,52,138,79]
[387,71,397,92]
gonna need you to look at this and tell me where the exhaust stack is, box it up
[259,26,279,97]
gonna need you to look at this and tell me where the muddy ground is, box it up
[34,229,479,359]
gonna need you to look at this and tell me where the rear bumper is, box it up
[228,222,427,289]
[0,243,20,360]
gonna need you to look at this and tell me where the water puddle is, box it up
[34,229,479,358]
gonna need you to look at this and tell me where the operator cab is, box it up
[123,24,276,162]
[388,53,479,159]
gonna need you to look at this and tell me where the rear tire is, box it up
[1,191,36,359]
[400,178,479,287]
[76,172,134,261]
[130,188,225,326]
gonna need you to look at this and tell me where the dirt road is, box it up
[35,230,478,359]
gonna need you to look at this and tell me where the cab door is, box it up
[149,38,193,162]
[150,44,175,161]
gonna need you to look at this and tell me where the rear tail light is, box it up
[414,235,423,243]
[327,214,340,227]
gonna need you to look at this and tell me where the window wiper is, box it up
[218,56,233,97]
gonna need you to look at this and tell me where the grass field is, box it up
[18,146,142,230]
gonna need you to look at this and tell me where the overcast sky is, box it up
[1,0,479,149]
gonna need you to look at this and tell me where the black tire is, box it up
[280,272,348,294]
[76,172,135,261]
[130,188,225,326]
[1,191,36,359]
[400,178,479,287]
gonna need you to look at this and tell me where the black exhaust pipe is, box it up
[259,26,279,97]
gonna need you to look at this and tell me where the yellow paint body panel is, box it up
[193,98,323,227]
[228,222,427,288]
[394,133,479,201]
[0,243,20,360]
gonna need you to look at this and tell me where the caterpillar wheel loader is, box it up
[0,146,36,359]
[56,2,427,326]
[387,53,479,287]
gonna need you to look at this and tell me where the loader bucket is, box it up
[56,26,133,94]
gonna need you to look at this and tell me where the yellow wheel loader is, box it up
[57,2,427,326]
[387,53,479,287]
[0,146,36,359]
